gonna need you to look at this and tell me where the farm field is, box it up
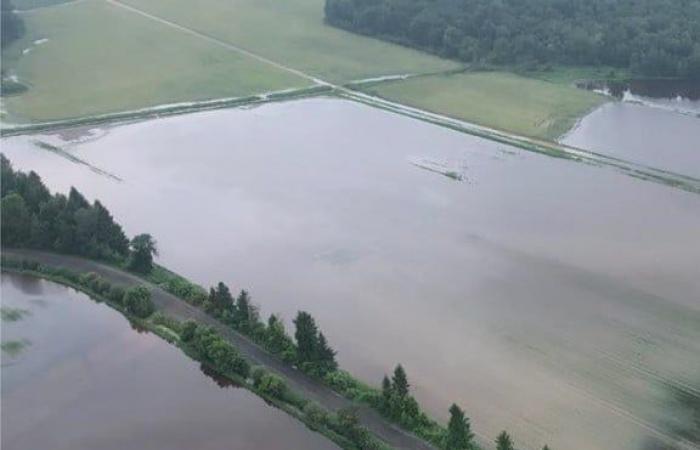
[2,0,613,141]
[362,71,607,140]
[116,0,460,83]
[0,0,309,123]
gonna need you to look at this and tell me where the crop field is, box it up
[1,0,611,140]
[0,0,309,123]
[116,0,460,83]
[0,0,459,124]
[362,71,607,140]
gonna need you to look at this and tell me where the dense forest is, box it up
[325,0,700,78]
[1,154,131,260]
[1,0,24,49]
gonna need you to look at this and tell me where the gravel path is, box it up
[3,249,435,450]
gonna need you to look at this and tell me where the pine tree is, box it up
[381,375,392,407]
[496,431,514,450]
[392,364,410,398]
[293,311,319,363]
[235,289,251,328]
[445,403,474,449]
[316,332,338,374]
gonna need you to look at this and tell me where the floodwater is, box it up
[2,97,699,450]
[0,273,339,450]
[563,102,700,178]
[565,79,700,178]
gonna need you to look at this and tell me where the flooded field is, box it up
[563,102,700,178]
[2,98,699,450]
[1,273,339,450]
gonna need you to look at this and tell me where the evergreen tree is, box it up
[266,314,295,354]
[293,311,319,363]
[210,282,234,312]
[392,364,410,398]
[316,332,338,374]
[128,233,158,274]
[542,446,551,450]
[381,375,392,407]
[1,193,30,245]
[235,289,251,328]
[496,431,514,450]
[445,403,474,450]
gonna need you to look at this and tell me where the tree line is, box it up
[1,154,157,273]
[325,0,700,78]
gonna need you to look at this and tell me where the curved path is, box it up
[3,249,435,450]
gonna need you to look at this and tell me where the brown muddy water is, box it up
[0,273,339,450]
[1,97,699,450]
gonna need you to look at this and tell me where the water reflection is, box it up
[577,79,700,101]
[576,79,700,116]
[1,274,338,450]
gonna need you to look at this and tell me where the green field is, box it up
[1,0,459,124]
[117,0,460,83]
[362,71,608,140]
[0,0,309,123]
[2,0,608,139]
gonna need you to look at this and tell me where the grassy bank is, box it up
[0,257,389,450]
[360,70,607,140]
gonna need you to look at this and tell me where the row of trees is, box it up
[1,154,158,273]
[379,365,552,450]
[199,276,339,377]
[325,0,700,78]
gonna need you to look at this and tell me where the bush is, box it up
[251,366,267,386]
[303,401,329,427]
[257,372,288,399]
[191,326,250,378]
[108,286,125,304]
[124,285,155,318]
[151,312,183,334]
[79,272,99,287]
[181,320,198,342]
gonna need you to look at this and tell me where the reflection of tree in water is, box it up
[577,80,700,101]
[129,320,149,334]
[641,382,700,450]
[199,363,242,389]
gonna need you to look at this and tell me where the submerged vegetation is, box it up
[1,339,31,357]
[1,306,31,322]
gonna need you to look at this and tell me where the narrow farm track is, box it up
[2,249,437,450]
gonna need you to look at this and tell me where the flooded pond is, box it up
[2,97,699,450]
[1,273,339,450]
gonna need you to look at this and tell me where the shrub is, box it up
[251,366,267,386]
[257,371,288,399]
[79,272,99,287]
[151,312,183,334]
[303,401,329,427]
[180,320,198,342]
[108,285,125,304]
[124,285,155,318]
[20,259,40,271]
